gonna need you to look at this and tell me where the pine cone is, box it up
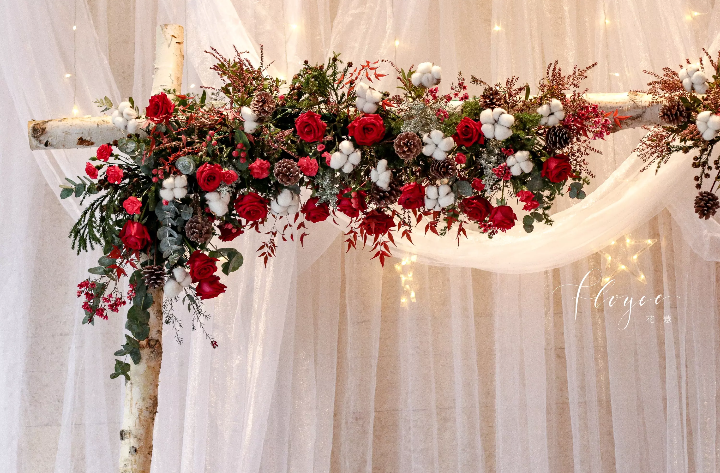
[369,181,403,207]
[394,132,423,161]
[274,159,302,186]
[659,100,689,126]
[142,265,166,289]
[185,215,213,244]
[694,191,719,219]
[545,126,572,150]
[480,87,503,110]
[429,157,457,179]
[251,91,276,120]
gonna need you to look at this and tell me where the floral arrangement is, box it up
[61,49,615,378]
[639,49,720,219]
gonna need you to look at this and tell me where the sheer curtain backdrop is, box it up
[1,0,720,472]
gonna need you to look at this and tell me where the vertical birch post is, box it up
[118,24,184,473]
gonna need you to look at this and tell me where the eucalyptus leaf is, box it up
[455,180,473,197]
[157,226,178,240]
[60,188,73,199]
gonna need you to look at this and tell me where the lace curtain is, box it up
[1,0,719,471]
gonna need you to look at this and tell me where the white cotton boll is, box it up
[342,162,354,173]
[554,110,565,121]
[422,143,436,156]
[205,191,220,202]
[539,116,549,126]
[111,109,120,119]
[123,107,138,120]
[339,140,354,154]
[679,69,689,81]
[424,197,438,210]
[494,125,512,141]
[697,111,712,122]
[432,148,447,161]
[173,187,187,199]
[348,151,361,165]
[368,89,382,103]
[370,169,379,182]
[174,175,187,188]
[708,115,720,131]
[277,189,293,207]
[697,120,708,133]
[492,108,506,121]
[480,109,495,124]
[287,203,299,215]
[244,121,258,133]
[377,172,391,189]
[550,99,563,112]
[126,119,139,134]
[438,137,455,152]
[162,176,175,189]
[687,64,700,75]
[329,152,346,170]
[537,104,550,117]
[506,156,517,166]
[426,186,439,199]
[431,65,442,80]
[520,160,534,173]
[241,106,258,122]
[547,115,559,127]
[208,200,228,216]
[357,82,369,96]
[220,192,231,205]
[159,188,175,201]
[692,71,707,84]
[164,279,183,299]
[695,83,708,94]
[509,164,522,176]
[422,133,433,144]
[417,62,433,74]
[113,116,128,130]
[481,123,495,139]
[421,74,434,88]
[118,101,131,113]
[271,199,286,215]
[411,72,423,86]
[438,184,451,197]
[173,267,188,283]
[179,277,192,287]
[498,113,514,128]
[356,97,366,110]
[376,159,387,173]
[363,102,378,113]
[682,78,693,92]
[430,129,444,143]
[702,128,717,141]
[438,192,455,208]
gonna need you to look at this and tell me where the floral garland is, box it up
[62,50,616,379]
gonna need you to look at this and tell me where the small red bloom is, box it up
[298,157,319,176]
[360,210,395,236]
[348,114,386,146]
[461,196,493,222]
[195,275,227,300]
[85,162,98,179]
[295,111,327,142]
[453,117,484,147]
[119,221,151,250]
[188,250,219,283]
[123,196,142,215]
[302,197,330,223]
[541,154,574,183]
[96,144,112,162]
[248,159,271,179]
[222,169,238,184]
[455,152,467,165]
[336,188,367,218]
[517,190,539,211]
[234,193,269,221]
[490,205,517,231]
[196,163,223,191]
[492,163,512,181]
[145,92,175,124]
[471,178,485,192]
[398,182,425,210]
[106,165,123,184]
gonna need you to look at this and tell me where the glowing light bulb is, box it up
[633,255,638,260]
[395,40,399,47]
[65,73,72,78]
[493,25,501,31]
[190,84,196,88]
[73,25,77,30]
[692,11,701,16]
[620,265,626,270]
[411,255,417,262]
[686,14,692,20]
[640,274,645,279]
[72,106,79,115]
[647,239,652,244]
[605,19,610,24]
[290,24,297,30]
[611,241,616,245]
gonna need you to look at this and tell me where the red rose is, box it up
[490,205,517,230]
[234,193,269,221]
[106,165,123,184]
[222,169,238,184]
[188,250,219,283]
[453,117,484,147]
[455,152,467,165]
[541,154,574,183]
[195,275,227,300]
[336,188,367,218]
[218,224,243,242]
[460,196,493,222]
[248,159,271,179]
[348,114,386,146]
[123,196,142,215]
[145,92,175,124]
[298,157,319,176]
[360,210,395,236]
[85,162,98,179]
[119,221,151,250]
[398,182,425,210]
[196,163,223,191]
[295,111,327,142]
[302,197,330,223]
[96,144,112,162]
[471,178,485,192]
[517,190,539,211]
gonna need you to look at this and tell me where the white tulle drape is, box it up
[2,0,720,472]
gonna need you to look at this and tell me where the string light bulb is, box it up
[395,39,399,47]
[290,24,297,30]
[190,84,196,88]
[72,106,79,115]
[65,73,72,78]
[72,25,77,30]
[493,25,501,31]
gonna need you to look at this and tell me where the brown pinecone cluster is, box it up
[274,159,302,186]
[480,87,504,109]
[659,100,689,126]
[545,126,571,150]
[394,132,422,160]
[695,191,719,219]
[430,157,457,179]
[142,265,166,289]
[185,215,213,244]
[250,91,276,120]
[369,181,403,206]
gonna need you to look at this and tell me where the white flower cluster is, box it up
[112,101,144,133]
[355,82,382,114]
[411,62,442,88]
[479,108,514,140]
[330,140,362,173]
[205,190,232,216]
[680,64,708,94]
[241,106,259,133]
[424,184,455,210]
[159,175,188,201]
[164,267,192,299]
[270,189,300,216]
[422,130,455,161]
[537,99,565,126]
[696,111,720,140]
[505,151,534,176]
[370,159,392,190]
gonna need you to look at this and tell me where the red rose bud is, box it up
[347,114,386,146]
[336,188,367,218]
[295,110,327,142]
[234,193,269,221]
[490,205,517,231]
[222,169,238,184]
[316,144,325,151]
[460,196,493,222]
[196,163,223,191]
[301,197,330,223]
[360,210,395,236]
[145,92,175,124]
[188,250,219,283]
[96,143,112,162]
[119,221,151,250]
[195,275,227,300]
[455,152,467,165]
[248,158,271,179]
[85,162,98,179]
[541,154,574,183]
[398,182,425,210]
[298,157,319,176]
[452,117,484,147]
[471,178,485,192]
[106,165,123,184]
[123,196,142,215]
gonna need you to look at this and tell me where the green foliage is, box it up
[114,335,142,364]
[110,359,131,380]
[93,96,114,113]
[460,99,483,119]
